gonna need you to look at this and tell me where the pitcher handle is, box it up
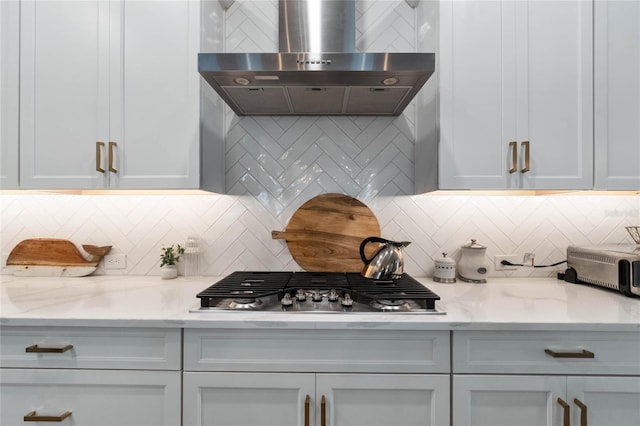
[359,236,391,264]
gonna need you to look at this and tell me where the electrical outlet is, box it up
[104,254,126,270]
[523,252,536,267]
[495,254,518,271]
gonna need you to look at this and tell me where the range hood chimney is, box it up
[198,0,435,116]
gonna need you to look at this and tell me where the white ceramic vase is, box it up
[161,265,178,280]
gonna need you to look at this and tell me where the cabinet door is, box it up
[109,0,199,189]
[317,373,449,426]
[453,375,566,426]
[439,0,593,190]
[439,0,517,189]
[19,0,199,190]
[20,0,110,189]
[183,372,315,426]
[0,368,181,426]
[568,376,640,426]
[1,0,19,189]
[518,0,593,189]
[594,0,640,189]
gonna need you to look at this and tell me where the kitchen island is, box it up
[1,276,639,426]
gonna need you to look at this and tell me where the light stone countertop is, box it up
[1,275,639,332]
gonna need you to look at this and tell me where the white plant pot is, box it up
[161,265,178,280]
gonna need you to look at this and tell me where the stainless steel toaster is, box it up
[563,245,640,297]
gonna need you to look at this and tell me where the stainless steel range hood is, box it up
[198,0,435,116]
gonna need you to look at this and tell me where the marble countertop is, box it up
[1,275,639,331]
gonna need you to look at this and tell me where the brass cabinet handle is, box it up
[108,141,117,173]
[24,411,72,422]
[25,344,73,353]
[574,398,587,426]
[544,349,595,358]
[320,395,326,426]
[509,141,518,173]
[521,141,530,173]
[557,398,570,426]
[304,395,310,426]
[96,142,105,173]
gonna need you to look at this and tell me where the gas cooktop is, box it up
[191,271,444,314]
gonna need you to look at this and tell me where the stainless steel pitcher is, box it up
[359,237,411,280]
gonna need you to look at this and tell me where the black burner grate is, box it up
[346,273,440,310]
[196,272,292,308]
[196,271,440,311]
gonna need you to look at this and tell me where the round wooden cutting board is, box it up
[272,193,381,272]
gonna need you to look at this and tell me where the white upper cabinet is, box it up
[20,0,108,189]
[19,0,200,189]
[594,0,640,190]
[1,0,21,189]
[439,0,593,190]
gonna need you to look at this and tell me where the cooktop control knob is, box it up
[328,289,339,302]
[296,289,306,301]
[281,293,293,306]
[312,290,323,302]
[341,293,353,307]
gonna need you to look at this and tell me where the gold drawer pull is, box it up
[25,344,74,354]
[574,398,587,426]
[24,411,72,422]
[557,398,570,426]
[545,348,594,358]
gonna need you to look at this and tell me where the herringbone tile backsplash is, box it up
[1,193,638,278]
[222,0,422,211]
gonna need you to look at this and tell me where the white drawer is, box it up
[184,328,450,373]
[0,326,181,370]
[453,330,640,375]
[0,369,181,426]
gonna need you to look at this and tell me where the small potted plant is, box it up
[160,244,184,279]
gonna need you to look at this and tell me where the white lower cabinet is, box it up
[183,372,449,426]
[183,329,451,426]
[183,372,314,426]
[453,375,566,426]
[317,373,449,426]
[453,375,640,426]
[568,376,640,425]
[184,372,449,426]
[0,326,182,426]
[3,325,638,426]
[1,369,181,426]
[452,330,640,426]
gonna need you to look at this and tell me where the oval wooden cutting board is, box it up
[272,193,381,272]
